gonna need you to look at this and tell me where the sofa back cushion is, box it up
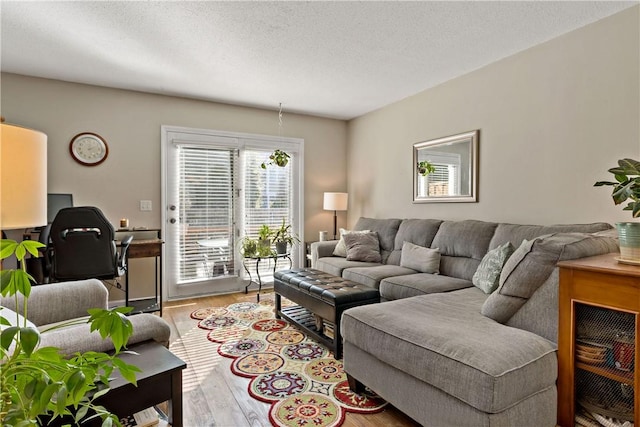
[431,220,498,281]
[488,222,613,251]
[353,217,402,264]
[481,232,619,325]
[387,219,443,265]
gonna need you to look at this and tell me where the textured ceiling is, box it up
[1,1,637,120]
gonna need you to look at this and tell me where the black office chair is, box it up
[49,206,132,284]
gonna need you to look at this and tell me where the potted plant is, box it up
[594,158,640,261]
[272,218,300,254]
[239,236,258,258]
[260,149,290,169]
[257,224,273,250]
[417,160,436,176]
[0,238,139,426]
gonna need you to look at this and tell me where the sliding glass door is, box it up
[162,126,303,300]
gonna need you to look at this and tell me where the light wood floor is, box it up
[162,290,421,427]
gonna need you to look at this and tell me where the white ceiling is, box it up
[1,1,637,120]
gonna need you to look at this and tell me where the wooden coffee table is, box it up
[95,341,186,426]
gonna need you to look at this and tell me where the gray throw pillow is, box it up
[400,241,441,274]
[472,242,515,294]
[333,228,370,257]
[343,232,382,262]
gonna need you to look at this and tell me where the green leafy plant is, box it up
[257,224,273,241]
[239,236,258,258]
[0,238,140,426]
[260,149,290,169]
[594,158,640,217]
[417,160,436,176]
[273,218,300,246]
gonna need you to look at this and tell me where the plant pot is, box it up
[616,222,640,261]
[275,241,288,254]
[258,239,271,248]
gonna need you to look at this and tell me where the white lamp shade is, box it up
[1,123,48,229]
[323,192,348,211]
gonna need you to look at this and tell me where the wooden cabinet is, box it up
[558,253,640,426]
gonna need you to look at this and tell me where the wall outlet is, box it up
[140,200,152,211]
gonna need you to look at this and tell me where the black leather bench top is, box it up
[274,268,379,305]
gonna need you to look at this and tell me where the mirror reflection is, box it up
[413,130,478,203]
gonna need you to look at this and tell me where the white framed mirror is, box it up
[413,130,479,203]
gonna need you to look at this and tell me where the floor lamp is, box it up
[1,121,48,268]
[323,192,348,240]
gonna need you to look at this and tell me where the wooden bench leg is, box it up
[347,373,365,393]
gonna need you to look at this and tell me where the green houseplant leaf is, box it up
[0,238,139,426]
[594,158,640,218]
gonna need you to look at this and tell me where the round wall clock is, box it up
[69,132,109,166]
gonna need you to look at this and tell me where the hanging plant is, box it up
[417,160,436,176]
[261,150,290,169]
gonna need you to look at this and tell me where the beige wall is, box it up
[1,75,347,297]
[347,6,640,227]
[1,73,347,239]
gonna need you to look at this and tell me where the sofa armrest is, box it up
[310,241,339,268]
[1,279,108,326]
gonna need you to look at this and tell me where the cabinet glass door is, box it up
[574,303,635,425]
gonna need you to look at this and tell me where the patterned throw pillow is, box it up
[333,228,370,257]
[472,242,515,294]
[343,232,382,263]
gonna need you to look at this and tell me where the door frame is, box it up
[160,125,305,301]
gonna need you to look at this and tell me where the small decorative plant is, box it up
[0,238,139,426]
[257,224,273,242]
[594,158,640,217]
[273,219,300,254]
[261,150,290,169]
[240,236,258,258]
[417,160,436,176]
[273,219,300,246]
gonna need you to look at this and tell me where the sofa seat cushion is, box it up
[342,265,417,290]
[341,288,557,413]
[379,273,472,300]
[315,257,381,277]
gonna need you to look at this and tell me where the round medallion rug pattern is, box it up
[191,297,387,427]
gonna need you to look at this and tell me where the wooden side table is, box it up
[558,253,639,426]
[95,341,186,426]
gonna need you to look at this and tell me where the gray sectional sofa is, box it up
[310,218,619,426]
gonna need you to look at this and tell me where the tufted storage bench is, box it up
[274,268,380,358]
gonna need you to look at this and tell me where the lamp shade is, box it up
[323,192,348,211]
[1,123,48,229]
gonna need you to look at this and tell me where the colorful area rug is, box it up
[190,298,387,427]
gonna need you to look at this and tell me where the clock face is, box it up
[69,133,108,166]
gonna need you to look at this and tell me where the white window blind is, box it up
[177,145,237,283]
[243,149,294,279]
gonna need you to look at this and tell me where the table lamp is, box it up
[323,192,348,240]
[1,121,48,231]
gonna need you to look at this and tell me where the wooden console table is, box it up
[117,229,164,315]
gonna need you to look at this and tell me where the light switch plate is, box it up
[140,200,152,211]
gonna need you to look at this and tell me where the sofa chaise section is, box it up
[342,288,558,426]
